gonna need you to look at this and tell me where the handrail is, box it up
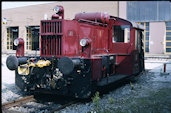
[78,19,107,27]
[92,49,109,54]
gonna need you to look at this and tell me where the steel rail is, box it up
[2,95,36,109]
[2,95,78,113]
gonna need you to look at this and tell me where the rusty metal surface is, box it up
[2,95,35,109]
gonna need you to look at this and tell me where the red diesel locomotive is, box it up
[6,5,144,98]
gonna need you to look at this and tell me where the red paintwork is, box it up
[75,12,110,24]
[52,5,64,19]
[37,8,144,81]
[91,57,102,81]
[16,38,24,57]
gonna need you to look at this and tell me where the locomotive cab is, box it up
[6,5,144,98]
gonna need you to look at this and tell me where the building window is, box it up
[127,1,171,22]
[138,22,150,53]
[112,25,130,43]
[6,27,19,50]
[26,27,32,50]
[26,26,40,50]
[166,22,171,53]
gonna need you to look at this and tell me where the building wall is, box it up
[119,1,126,19]
[2,1,119,54]
[119,1,171,55]
[149,22,165,54]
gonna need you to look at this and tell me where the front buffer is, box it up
[6,56,97,98]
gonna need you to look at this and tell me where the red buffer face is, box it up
[14,38,24,57]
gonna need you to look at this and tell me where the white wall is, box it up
[119,1,127,19]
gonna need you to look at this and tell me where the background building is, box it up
[2,1,119,55]
[119,1,171,55]
[2,1,171,55]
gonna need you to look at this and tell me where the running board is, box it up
[97,74,130,86]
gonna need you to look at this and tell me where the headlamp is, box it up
[80,39,88,47]
[14,39,19,46]
[53,6,60,13]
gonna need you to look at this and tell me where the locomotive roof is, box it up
[130,22,144,30]
[110,16,144,30]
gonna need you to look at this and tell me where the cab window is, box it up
[112,25,130,43]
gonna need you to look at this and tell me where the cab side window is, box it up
[112,25,130,43]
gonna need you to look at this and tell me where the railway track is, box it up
[145,56,171,60]
[2,95,79,113]
[2,95,36,112]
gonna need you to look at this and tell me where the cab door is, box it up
[108,19,133,75]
